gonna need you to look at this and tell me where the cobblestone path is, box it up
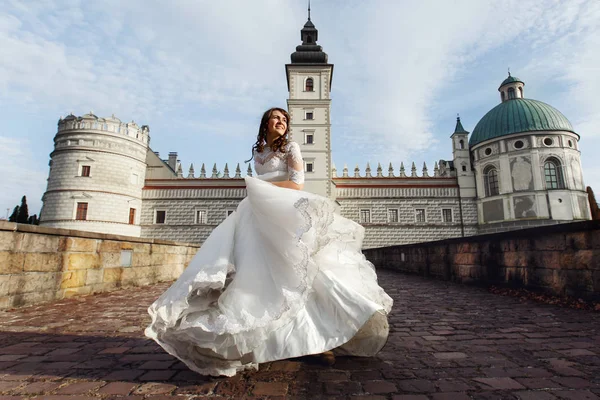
[1,270,599,399]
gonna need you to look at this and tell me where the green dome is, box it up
[499,75,522,87]
[469,98,575,146]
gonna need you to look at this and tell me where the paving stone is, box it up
[252,382,288,396]
[473,377,527,390]
[553,391,600,400]
[55,381,104,394]
[97,381,138,395]
[514,391,558,399]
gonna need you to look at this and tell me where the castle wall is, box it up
[364,219,600,301]
[334,181,479,248]
[0,221,198,310]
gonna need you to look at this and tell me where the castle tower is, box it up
[39,113,150,237]
[285,5,334,197]
[451,116,476,198]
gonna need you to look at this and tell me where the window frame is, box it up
[129,208,136,225]
[442,208,453,223]
[154,210,166,224]
[305,110,314,120]
[359,208,371,224]
[414,208,426,223]
[543,158,564,190]
[305,131,314,145]
[195,209,208,224]
[484,166,500,197]
[387,208,399,223]
[305,161,314,173]
[75,202,88,221]
[80,165,91,177]
[305,77,314,92]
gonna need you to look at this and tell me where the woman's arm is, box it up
[284,142,305,191]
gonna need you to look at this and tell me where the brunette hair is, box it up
[246,107,290,162]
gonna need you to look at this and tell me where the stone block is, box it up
[132,243,151,253]
[61,270,87,289]
[0,275,17,297]
[122,266,156,285]
[65,253,100,270]
[64,237,98,252]
[0,231,17,251]
[165,253,185,265]
[103,267,124,283]
[453,252,477,265]
[532,251,561,269]
[17,233,60,253]
[12,272,62,294]
[12,290,58,307]
[99,240,123,253]
[23,253,62,272]
[151,253,167,266]
[101,252,121,268]
[559,250,595,270]
[86,269,104,285]
[0,252,24,274]
[151,244,169,254]
[534,236,566,251]
[132,253,153,267]
[565,232,591,250]
[63,286,93,298]
[501,251,529,267]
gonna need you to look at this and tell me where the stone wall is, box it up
[364,220,600,300]
[0,221,199,310]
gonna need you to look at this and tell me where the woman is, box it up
[145,107,393,377]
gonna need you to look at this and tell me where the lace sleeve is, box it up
[287,142,305,185]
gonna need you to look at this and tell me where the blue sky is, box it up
[1,0,599,217]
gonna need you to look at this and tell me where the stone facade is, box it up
[0,221,198,310]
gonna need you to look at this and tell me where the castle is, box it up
[38,15,591,249]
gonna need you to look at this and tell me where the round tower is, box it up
[39,112,150,237]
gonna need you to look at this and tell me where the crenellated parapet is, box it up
[165,162,254,180]
[57,112,150,145]
[333,160,456,179]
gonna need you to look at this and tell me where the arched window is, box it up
[508,87,515,99]
[518,87,523,98]
[459,139,464,149]
[484,166,500,196]
[544,158,564,189]
[501,91,505,101]
[305,78,314,92]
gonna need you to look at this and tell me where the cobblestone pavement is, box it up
[1,270,599,400]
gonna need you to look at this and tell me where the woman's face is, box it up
[267,110,288,137]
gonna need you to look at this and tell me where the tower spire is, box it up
[308,0,311,21]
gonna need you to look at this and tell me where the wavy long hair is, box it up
[246,107,290,162]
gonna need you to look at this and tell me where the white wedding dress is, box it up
[145,142,393,376]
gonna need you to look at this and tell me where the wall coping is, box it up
[367,219,600,251]
[0,221,200,248]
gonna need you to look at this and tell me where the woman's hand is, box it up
[271,180,304,191]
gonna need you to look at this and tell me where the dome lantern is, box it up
[498,72,524,102]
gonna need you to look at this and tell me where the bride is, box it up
[145,107,393,377]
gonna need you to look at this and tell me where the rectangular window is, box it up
[359,209,371,224]
[305,162,314,173]
[129,208,136,225]
[387,209,399,223]
[415,208,426,223]
[305,133,314,144]
[196,209,208,224]
[442,208,453,223]
[81,165,91,177]
[76,202,88,220]
[305,111,314,120]
[130,173,138,185]
[155,210,166,224]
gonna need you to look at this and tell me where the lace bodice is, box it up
[253,142,304,185]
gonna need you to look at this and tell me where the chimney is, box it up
[168,152,178,171]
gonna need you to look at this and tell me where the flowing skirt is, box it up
[145,176,393,376]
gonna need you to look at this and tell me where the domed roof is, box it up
[469,98,575,146]
[499,75,523,88]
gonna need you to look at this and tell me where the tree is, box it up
[8,206,19,222]
[27,214,39,225]
[587,186,600,220]
[17,196,29,224]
